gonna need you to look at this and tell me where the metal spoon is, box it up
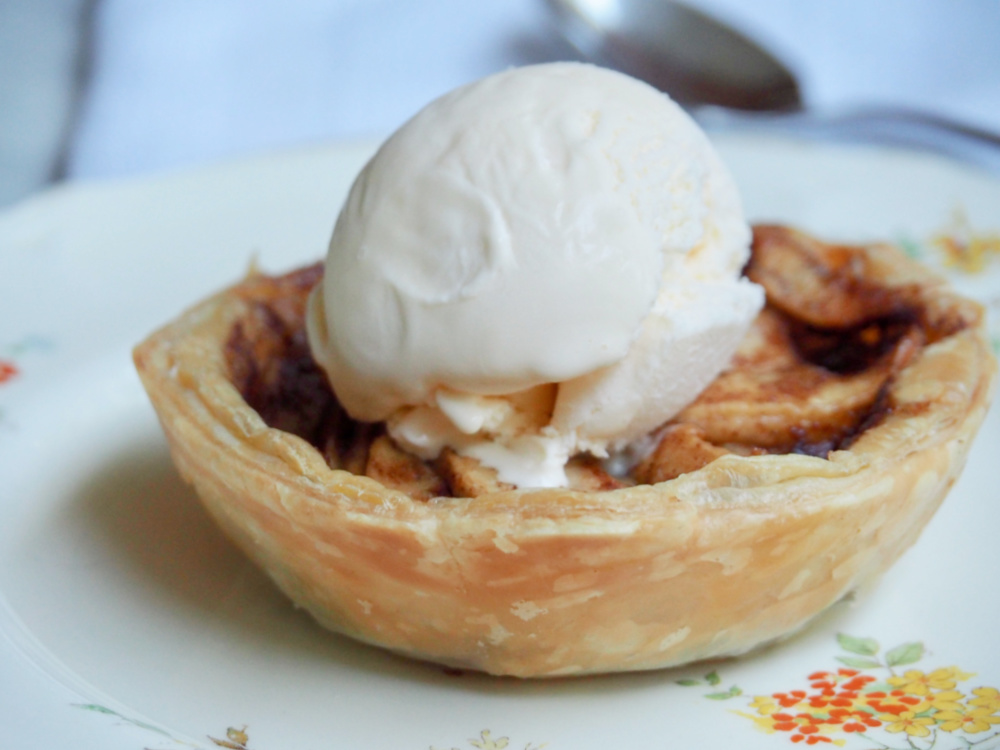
[545,0,801,111]
[545,0,1000,171]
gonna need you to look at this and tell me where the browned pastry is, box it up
[134,225,996,677]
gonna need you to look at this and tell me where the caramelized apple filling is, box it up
[225,226,973,499]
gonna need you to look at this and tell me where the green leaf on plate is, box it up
[676,678,701,686]
[837,633,880,656]
[72,704,174,737]
[885,642,924,667]
[836,655,883,669]
[705,686,742,700]
[896,236,923,260]
[75,704,116,715]
[705,670,721,686]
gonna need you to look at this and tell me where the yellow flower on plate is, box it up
[748,695,780,716]
[735,711,783,735]
[922,689,965,713]
[935,707,1000,734]
[931,209,1000,273]
[970,687,1000,711]
[880,711,936,737]
[887,667,973,695]
[469,730,509,750]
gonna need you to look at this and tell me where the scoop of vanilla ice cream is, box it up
[307,62,764,488]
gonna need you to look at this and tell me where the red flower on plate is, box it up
[0,360,18,385]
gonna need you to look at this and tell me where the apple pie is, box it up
[134,225,996,677]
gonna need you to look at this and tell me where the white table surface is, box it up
[3,0,1000,210]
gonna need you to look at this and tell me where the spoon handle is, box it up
[695,105,1000,174]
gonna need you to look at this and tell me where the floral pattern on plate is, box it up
[678,633,1000,749]
[75,706,547,750]
[206,727,548,750]
[0,335,52,425]
[903,212,1000,353]
[76,633,1000,750]
[923,209,1000,274]
[0,335,52,385]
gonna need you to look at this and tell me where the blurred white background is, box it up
[3,0,1000,208]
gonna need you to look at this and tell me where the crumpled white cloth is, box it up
[66,0,1000,181]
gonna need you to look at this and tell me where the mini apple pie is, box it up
[134,225,996,677]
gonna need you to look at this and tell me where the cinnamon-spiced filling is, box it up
[224,226,971,499]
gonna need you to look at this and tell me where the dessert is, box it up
[134,64,996,677]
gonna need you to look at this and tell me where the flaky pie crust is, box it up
[134,227,996,677]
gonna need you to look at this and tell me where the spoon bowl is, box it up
[545,0,801,111]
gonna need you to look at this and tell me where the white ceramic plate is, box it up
[1,135,998,750]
